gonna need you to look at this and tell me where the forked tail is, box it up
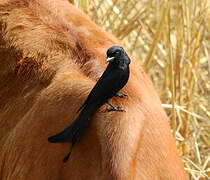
[48,114,90,143]
[48,103,98,144]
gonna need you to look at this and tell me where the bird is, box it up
[48,46,131,162]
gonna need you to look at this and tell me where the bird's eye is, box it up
[115,51,120,54]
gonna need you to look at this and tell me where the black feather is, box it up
[48,46,131,162]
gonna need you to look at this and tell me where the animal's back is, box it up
[0,0,187,179]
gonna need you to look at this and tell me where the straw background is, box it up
[70,0,210,179]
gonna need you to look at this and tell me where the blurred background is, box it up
[70,0,210,179]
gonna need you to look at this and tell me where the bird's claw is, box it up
[108,106,126,112]
[115,94,128,98]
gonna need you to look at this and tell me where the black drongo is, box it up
[48,46,131,162]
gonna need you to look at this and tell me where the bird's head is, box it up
[106,46,130,66]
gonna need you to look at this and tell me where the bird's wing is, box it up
[78,67,122,112]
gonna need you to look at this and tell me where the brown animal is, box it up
[0,0,187,179]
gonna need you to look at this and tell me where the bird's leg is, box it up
[115,93,128,98]
[106,102,126,112]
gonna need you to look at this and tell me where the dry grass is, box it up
[71,0,210,179]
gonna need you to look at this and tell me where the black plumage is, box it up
[48,46,131,162]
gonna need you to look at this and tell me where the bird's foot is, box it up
[106,102,126,112]
[108,106,126,112]
[115,93,128,98]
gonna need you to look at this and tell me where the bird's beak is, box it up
[106,57,114,63]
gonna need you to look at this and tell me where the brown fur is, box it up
[0,0,187,179]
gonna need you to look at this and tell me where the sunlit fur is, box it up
[0,0,187,179]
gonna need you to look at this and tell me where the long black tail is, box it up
[48,116,89,143]
[48,104,98,144]
[48,103,100,162]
